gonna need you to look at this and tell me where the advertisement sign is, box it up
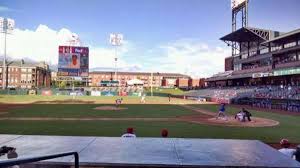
[252,73,273,78]
[274,68,300,76]
[91,91,101,96]
[58,46,89,77]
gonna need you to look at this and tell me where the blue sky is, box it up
[0,0,300,77]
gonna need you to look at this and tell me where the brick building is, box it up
[0,60,51,89]
[89,71,191,88]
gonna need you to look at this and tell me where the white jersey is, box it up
[278,148,296,158]
[121,133,136,138]
[237,113,244,121]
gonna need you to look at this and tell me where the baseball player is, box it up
[140,93,146,104]
[121,127,136,138]
[278,139,296,158]
[115,98,123,108]
[216,103,228,120]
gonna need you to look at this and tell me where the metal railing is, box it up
[0,151,79,168]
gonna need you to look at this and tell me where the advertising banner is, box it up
[58,46,89,77]
[273,68,300,76]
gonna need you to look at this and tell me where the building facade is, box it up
[89,71,192,88]
[207,27,300,87]
[0,60,51,89]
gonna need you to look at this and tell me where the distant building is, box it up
[0,60,51,89]
[89,71,192,88]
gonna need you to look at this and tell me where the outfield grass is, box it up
[144,88,186,95]
[2,104,197,118]
[0,95,194,104]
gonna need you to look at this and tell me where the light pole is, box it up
[0,17,15,90]
[109,33,123,93]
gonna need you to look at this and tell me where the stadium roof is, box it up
[220,27,274,42]
[205,73,253,82]
[262,28,300,44]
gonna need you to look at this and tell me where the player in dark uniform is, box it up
[242,108,252,122]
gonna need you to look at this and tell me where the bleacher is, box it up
[185,87,255,103]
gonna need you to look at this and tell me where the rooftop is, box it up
[262,28,300,44]
[220,27,279,43]
[90,71,190,78]
[0,60,49,69]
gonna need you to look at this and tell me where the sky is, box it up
[0,0,299,78]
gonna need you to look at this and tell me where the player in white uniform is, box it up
[121,128,136,138]
[140,94,146,104]
[278,139,296,158]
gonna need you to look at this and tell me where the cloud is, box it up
[0,6,19,12]
[0,6,11,12]
[0,24,135,70]
[0,24,229,78]
[145,39,231,78]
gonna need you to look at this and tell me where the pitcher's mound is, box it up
[93,106,128,111]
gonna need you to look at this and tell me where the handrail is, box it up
[0,151,79,168]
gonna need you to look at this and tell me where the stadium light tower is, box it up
[109,33,123,82]
[0,17,15,90]
[231,0,249,56]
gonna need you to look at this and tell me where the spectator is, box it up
[278,139,296,158]
[161,129,169,138]
[121,127,136,138]
[294,145,300,162]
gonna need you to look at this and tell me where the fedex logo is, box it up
[75,48,83,53]
[72,47,88,54]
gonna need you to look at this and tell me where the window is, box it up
[234,64,242,71]
[21,68,27,73]
[28,69,32,73]
[21,74,27,81]
[241,53,248,59]
[260,48,269,54]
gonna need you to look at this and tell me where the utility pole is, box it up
[151,72,153,96]
[0,17,15,90]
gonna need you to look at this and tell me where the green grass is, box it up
[145,88,186,95]
[0,119,298,143]
[0,95,194,104]
[3,104,197,118]
[0,96,300,143]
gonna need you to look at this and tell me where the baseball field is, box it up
[0,95,299,145]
